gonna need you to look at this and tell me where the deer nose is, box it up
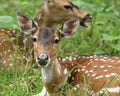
[37,53,49,66]
[84,14,93,22]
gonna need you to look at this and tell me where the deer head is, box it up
[34,0,92,27]
[18,12,79,68]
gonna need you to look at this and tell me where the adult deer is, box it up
[0,0,92,69]
[34,0,92,27]
[18,14,120,96]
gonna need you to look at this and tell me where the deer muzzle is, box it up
[80,14,93,28]
[36,52,49,67]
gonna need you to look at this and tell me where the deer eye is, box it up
[64,5,72,10]
[33,37,37,42]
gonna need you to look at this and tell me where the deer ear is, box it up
[60,18,80,38]
[17,12,37,34]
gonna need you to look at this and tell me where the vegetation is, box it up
[0,0,120,96]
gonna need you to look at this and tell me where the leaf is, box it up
[102,34,120,41]
[19,0,25,2]
[0,16,13,22]
[110,44,120,51]
[93,50,105,55]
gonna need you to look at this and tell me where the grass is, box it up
[0,0,120,96]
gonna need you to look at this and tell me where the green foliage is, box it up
[0,16,13,22]
[58,0,120,57]
[0,0,120,96]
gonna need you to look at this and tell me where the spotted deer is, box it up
[18,13,120,96]
[0,0,92,69]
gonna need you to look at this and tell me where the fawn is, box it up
[18,13,120,96]
[0,0,92,69]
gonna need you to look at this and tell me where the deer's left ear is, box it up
[59,18,80,38]
[17,12,37,34]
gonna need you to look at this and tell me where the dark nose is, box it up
[84,14,93,22]
[37,53,49,66]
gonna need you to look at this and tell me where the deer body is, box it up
[0,28,15,68]
[0,28,27,69]
[19,15,120,96]
[58,55,120,95]
[39,55,120,96]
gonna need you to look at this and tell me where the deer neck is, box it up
[41,58,64,84]
[41,58,65,95]
[35,3,57,28]
[35,14,56,28]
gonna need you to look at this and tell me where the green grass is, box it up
[0,0,120,96]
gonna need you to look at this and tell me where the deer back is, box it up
[0,28,31,70]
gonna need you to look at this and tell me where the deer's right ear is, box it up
[17,12,37,34]
[59,18,80,38]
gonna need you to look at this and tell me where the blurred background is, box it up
[0,0,120,96]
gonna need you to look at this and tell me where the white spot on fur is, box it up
[78,69,80,72]
[87,63,91,65]
[100,65,105,68]
[73,57,76,60]
[72,63,74,66]
[110,60,115,62]
[13,30,16,33]
[3,61,6,64]
[103,70,108,72]
[95,58,99,61]
[69,57,72,61]
[76,84,80,88]
[100,87,120,93]
[10,63,13,67]
[85,70,89,74]
[62,58,66,62]
[110,73,116,76]
[72,77,75,80]
[89,70,94,73]
[100,59,107,62]
[81,68,85,71]
[105,74,111,78]
[95,75,104,79]
[64,68,68,75]
[92,73,97,77]
[108,65,112,68]
[8,50,11,52]
[89,56,94,58]
[83,66,86,68]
